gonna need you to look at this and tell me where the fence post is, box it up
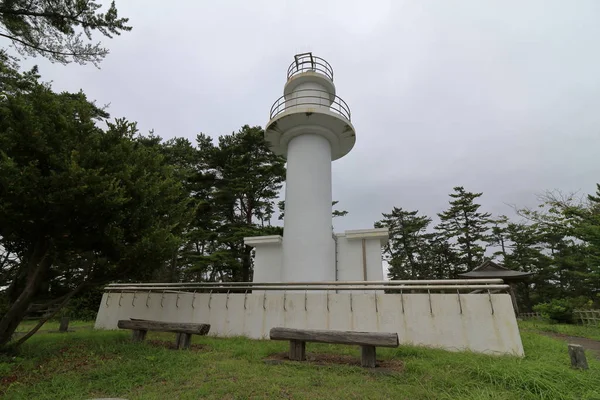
[568,344,588,370]
[59,317,69,333]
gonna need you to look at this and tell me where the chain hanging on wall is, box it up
[457,289,463,314]
[191,291,196,309]
[244,290,248,310]
[225,290,230,310]
[283,291,287,311]
[146,292,151,308]
[400,289,405,314]
[304,290,308,312]
[118,292,123,307]
[487,289,495,315]
[208,290,213,309]
[428,289,433,315]
[132,292,137,307]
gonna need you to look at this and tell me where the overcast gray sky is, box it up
[15,0,600,232]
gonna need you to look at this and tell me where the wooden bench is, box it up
[270,327,399,368]
[117,318,210,349]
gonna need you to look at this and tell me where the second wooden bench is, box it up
[269,327,399,367]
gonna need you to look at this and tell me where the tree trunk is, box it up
[13,280,88,347]
[0,239,51,347]
[241,245,252,282]
[242,197,254,282]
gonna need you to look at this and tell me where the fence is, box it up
[519,312,542,320]
[519,310,599,325]
[574,309,600,326]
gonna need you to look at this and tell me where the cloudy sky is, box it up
[15,0,600,232]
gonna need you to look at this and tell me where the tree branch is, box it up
[0,31,87,57]
[13,280,88,347]
[0,8,88,25]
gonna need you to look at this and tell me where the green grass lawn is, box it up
[1,323,599,400]
[519,319,600,341]
[14,320,94,333]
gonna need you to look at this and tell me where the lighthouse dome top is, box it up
[265,52,356,161]
[287,52,334,81]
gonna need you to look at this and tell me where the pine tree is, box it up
[422,233,457,279]
[0,66,190,346]
[375,207,431,280]
[0,0,131,65]
[179,126,286,282]
[503,222,552,310]
[277,200,348,221]
[489,215,510,260]
[435,186,492,276]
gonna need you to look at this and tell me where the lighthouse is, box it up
[245,53,388,284]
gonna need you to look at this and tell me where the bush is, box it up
[533,299,575,324]
[569,295,594,310]
[57,287,105,321]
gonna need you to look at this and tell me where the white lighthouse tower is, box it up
[245,53,388,284]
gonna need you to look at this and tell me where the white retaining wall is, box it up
[95,292,524,356]
[335,233,385,282]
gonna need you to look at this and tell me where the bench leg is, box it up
[176,332,192,349]
[132,329,147,342]
[361,345,376,368]
[289,340,306,361]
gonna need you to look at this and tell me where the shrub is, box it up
[533,299,575,324]
[57,287,105,321]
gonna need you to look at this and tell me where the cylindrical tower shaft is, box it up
[282,133,335,282]
[262,52,357,283]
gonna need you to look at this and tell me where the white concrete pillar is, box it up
[282,133,335,282]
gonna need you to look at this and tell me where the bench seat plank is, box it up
[270,328,399,348]
[118,319,210,335]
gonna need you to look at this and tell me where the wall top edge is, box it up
[243,235,283,246]
[337,228,389,241]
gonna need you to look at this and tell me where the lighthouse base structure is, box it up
[94,290,525,356]
[246,228,388,286]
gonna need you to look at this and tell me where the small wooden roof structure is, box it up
[458,260,534,282]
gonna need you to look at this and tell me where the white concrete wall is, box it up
[95,292,524,356]
[336,235,384,283]
[252,242,283,283]
[283,134,335,282]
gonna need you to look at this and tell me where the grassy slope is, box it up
[1,326,599,400]
[519,320,600,341]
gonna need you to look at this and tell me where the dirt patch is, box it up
[145,339,207,351]
[265,352,404,373]
[539,332,600,359]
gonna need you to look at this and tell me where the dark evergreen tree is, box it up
[375,207,431,280]
[277,200,348,221]
[178,126,285,282]
[0,62,190,346]
[435,187,492,277]
[0,0,131,65]
[489,215,510,260]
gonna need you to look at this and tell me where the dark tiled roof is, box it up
[458,260,534,280]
